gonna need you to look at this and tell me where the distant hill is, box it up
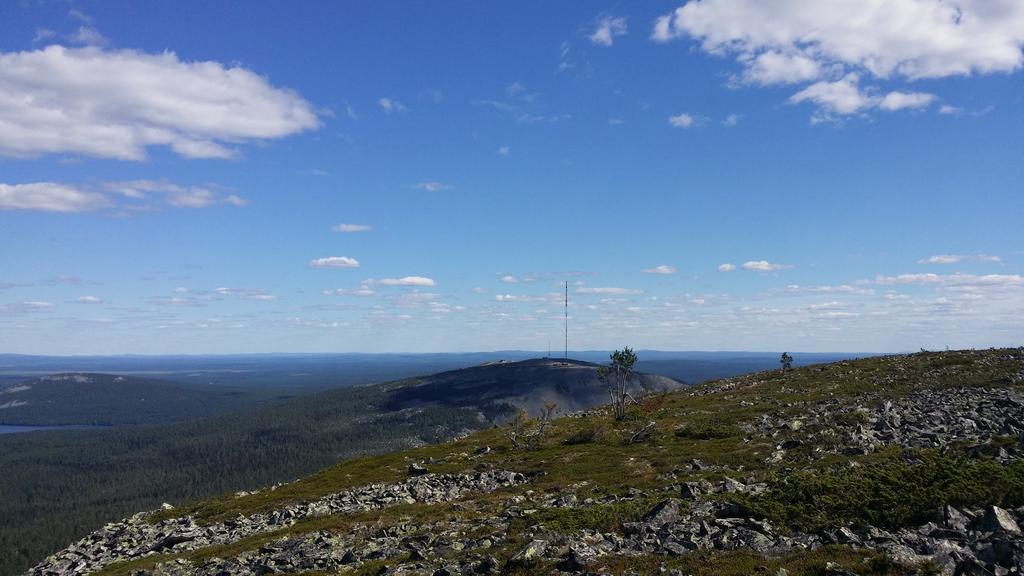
[0,373,244,426]
[384,358,684,418]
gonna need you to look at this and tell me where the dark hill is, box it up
[382,358,685,418]
[0,373,241,426]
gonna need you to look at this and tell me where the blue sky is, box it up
[1,1,1022,354]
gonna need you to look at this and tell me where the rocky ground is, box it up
[27,348,1024,576]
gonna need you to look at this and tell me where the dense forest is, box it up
[0,383,483,576]
[0,373,256,426]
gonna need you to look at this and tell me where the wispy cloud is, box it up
[576,287,643,295]
[668,113,695,128]
[742,260,793,272]
[415,182,453,192]
[918,254,1002,265]
[378,97,408,114]
[332,223,372,233]
[642,265,677,275]
[309,256,360,269]
[590,15,627,47]
[718,263,737,272]
[366,276,436,287]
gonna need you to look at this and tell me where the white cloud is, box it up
[0,46,319,160]
[416,182,454,192]
[367,276,436,287]
[590,16,628,47]
[323,287,375,297]
[878,91,936,111]
[74,295,102,303]
[309,256,360,269]
[0,182,107,212]
[718,263,737,272]
[68,26,108,46]
[742,51,821,85]
[332,223,372,233]
[938,104,962,115]
[784,284,875,295]
[498,146,510,156]
[212,287,275,301]
[576,287,643,295]
[378,97,408,114]
[653,1,1024,80]
[742,260,793,272]
[500,275,519,284]
[788,74,875,115]
[33,28,56,43]
[789,76,935,118]
[105,180,245,209]
[668,113,695,128]
[918,254,1002,265]
[722,114,739,126]
[653,1,1024,119]
[495,294,545,302]
[873,273,1022,288]
[642,265,677,275]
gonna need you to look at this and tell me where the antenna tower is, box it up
[564,281,568,360]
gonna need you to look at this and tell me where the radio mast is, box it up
[564,280,568,360]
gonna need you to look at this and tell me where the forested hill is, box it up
[0,357,680,575]
[0,373,244,426]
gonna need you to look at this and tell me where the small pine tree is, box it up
[780,352,794,371]
[597,347,638,420]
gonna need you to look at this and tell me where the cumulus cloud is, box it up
[415,182,454,192]
[309,256,360,269]
[653,1,1023,118]
[918,254,1002,265]
[576,287,643,295]
[878,91,937,111]
[590,16,628,47]
[668,113,695,128]
[654,0,1024,79]
[0,182,107,212]
[642,265,677,275]
[332,223,372,233]
[74,295,102,303]
[0,46,319,160]
[742,260,793,272]
[718,263,737,272]
[367,276,436,287]
[788,74,877,115]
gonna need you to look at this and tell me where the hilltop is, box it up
[382,358,683,418]
[29,348,1024,576]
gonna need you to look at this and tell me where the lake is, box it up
[0,424,112,434]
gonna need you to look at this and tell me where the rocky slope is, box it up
[29,348,1024,576]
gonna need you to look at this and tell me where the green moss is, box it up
[736,448,1024,531]
[674,421,740,440]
